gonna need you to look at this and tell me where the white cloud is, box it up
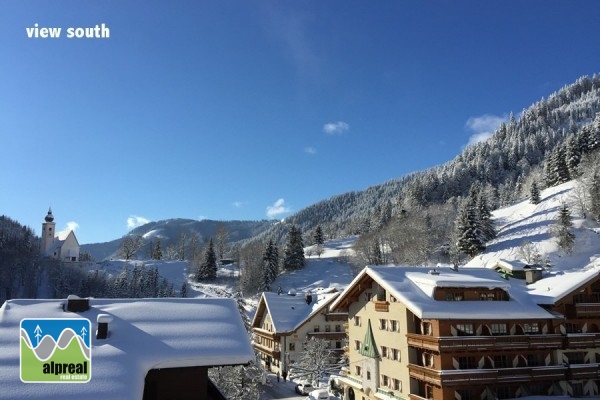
[304,146,317,155]
[127,215,150,230]
[57,221,79,240]
[266,198,291,218]
[465,114,507,146]
[323,121,349,135]
[232,201,246,208]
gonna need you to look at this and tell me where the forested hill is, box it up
[258,74,600,244]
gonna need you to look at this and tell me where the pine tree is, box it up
[283,225,305,271]
[455,200,486,257]
[180,282,188,298]
[476,192,496,241]
[153,239,162,260]
[552,204,575,254]
[530,182,541,205]
[313,225,325,258]
[196,239,217,281]
[261,239,279,291]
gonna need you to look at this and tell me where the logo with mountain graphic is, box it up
[20,318,91,383]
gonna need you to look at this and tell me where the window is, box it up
[423,352,433,367]
[354,340,361,350]
[527,353,542,367]
[565,322,581,333]
[335,324,342,332]
[354,316,361,326]
[314,325,320,333]
[393,379,401,391]
[289,342,295,351]
[335,341,342,349]
[325,325,331,332]
[381,375,389,387]
[377,288,386,301]
[392,348,400,361]
[391,320,399,332]
[523,323,539,334]
[355,366,362,376]
[458,356,476,369]
[379,319,387,330]
[446,291,464,301]
[573,293,586,303]
[490,323,507,335]
[423,322,432,335]
[494,355,509,368]
[456,323,474,336]
[381,346,388,358]
[456,389,473,400]
[366,370,371,380]
[566,352,585,364]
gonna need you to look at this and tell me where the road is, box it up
[258,374,306,400]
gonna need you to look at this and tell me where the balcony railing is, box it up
[567,363,600,380]
[575,303,600,317]
[325,312,348,321]
[565,333,600,348]
[307,331,347,340]
[374,300,389,312]
[251,341,281,358]
[407,333,564,352]
[252,328,278,340]
[408,364,568,387]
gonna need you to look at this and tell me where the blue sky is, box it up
[1,1,600,244]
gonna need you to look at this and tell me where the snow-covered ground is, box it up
[465,180,600,275]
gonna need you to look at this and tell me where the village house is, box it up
[330,264,600,400]
[0,296,255,399]
[251,287,348,376]
[40,208,80,262]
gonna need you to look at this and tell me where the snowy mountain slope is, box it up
[465,179,600,277]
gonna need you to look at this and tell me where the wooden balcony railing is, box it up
[575,303,600,317]
[251,341,281,358]
[565,333,600,348]
[252,328,278,340]
[406,333,564,352]
[374,300,389,312]
[408,364,568,387]
[566,363,600,380]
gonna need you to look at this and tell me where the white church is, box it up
[40,208,80,262]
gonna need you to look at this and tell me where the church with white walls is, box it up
[40,208,80,262]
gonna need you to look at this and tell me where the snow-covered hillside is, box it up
[465,180,600,279]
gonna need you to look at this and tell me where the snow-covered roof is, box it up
[331,265,558,320]
[526,264,600,305]
[0,297,255,399]
[256,289,340,333]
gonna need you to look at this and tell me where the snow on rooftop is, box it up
[335,265,557,320]
[0,297,255,399]
[260,289,339,333]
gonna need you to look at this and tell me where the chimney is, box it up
[305,292,313,305]
[66,295,89,312]
[96,314,113,339]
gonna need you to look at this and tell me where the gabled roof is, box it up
[331,265,558,320]
[252,289,340,333]
[0,297,255,399]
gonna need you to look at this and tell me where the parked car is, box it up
[294,382,314,395]
[306,388,330,399]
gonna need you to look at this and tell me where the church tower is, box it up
[41,208,56,256]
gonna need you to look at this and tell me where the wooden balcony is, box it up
[566,363,600,380]
[407,333,564,353]
[575,303,600,317]
[408,364,568,387]
[374,300,389,312]
[565,333,600,348]
[253,328,278,340]
[251,341,281,358]
[325,312,348,321]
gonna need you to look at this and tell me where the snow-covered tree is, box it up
[283,225,305,271]
[260,239,279,292]
[292,337,337,387]
[455,200,486,257]
[530,181,541,205]
[551,204,576,254]
[196,238,217,281]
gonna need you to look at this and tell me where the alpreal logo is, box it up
[20,318,91,383]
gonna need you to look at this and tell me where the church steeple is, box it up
[41,207,56,256]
